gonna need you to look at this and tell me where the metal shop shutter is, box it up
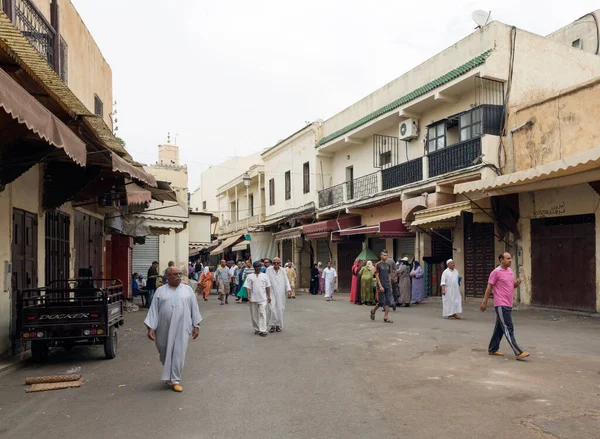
[394,237,415,260]
[133,235,159,277]
[369,238,387,259]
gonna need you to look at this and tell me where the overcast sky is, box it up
[72,0,599,191]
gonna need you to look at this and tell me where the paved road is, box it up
[1,293,599,439]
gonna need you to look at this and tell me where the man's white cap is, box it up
[401,257,409,262]
[446,258,454,265]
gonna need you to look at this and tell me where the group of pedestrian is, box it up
[309,261,337,300]
[349,253,425,310]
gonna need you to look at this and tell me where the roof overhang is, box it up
[455,147,600,196]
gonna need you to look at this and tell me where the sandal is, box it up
[370,310,376,321]
[383,319,394,323]
[275,327,282,332]
[269,326,276,333]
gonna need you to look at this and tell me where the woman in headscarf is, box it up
[397,257,412,307]
[349,259,361,304]
[198,266,213,301]
[359,260,375,305]
[410,260,425,304]
[318,262,325,295]
[236,259,253,303]
[310,263,320,295]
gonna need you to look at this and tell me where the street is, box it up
[1,293,599,439]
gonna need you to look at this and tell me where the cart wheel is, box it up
[31,340,49,362]
[104,326,117,359]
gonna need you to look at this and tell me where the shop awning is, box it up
[273,226,303,241]
[149,181,178,202]
[0,67,86,166]
[210,235,244,255]
[125,181,152,205]
[379,220,414,238]
[231,242,250,252]
[455,147,600,195]
[304,216,361,238]
[339,225,380,236]
[112,153,157,187]
[411,201,472,227]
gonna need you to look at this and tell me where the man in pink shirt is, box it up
[480,253,530,361]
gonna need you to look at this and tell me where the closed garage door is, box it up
[133,235,159,277]
[531,214,596,311]
[394,237,415,261]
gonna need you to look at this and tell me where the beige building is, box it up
[302,17,600,296]
[0,1,157,356]
[132,144,189,277]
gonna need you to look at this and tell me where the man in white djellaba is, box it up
[144,266,202,392]
[322,261,337,301]
[266,257,291,333]
[440,259,462,319]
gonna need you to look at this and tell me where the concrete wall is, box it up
[188,214,211,245]
[511,78,600,171]
[517,184,600,312]
[199,154,261,216]
[262,124,320,217]
[32,0,114,128]
[546,10,600,55]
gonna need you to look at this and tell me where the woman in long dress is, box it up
[349,259,361,304]
[309,264,320,295]
[359,261,375,305]
[198,267,213,301]
[410,261,425,304]
[236,261,253,303]
[397,258,412,307]
[318,262,325,295]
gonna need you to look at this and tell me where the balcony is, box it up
[428,137,482,178]
[219,210,265,235]
[382,158,423,191]
[2,0,67,82]
[318,182,345,208]
[319,173,380,208]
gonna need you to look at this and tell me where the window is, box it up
[249,194,254,217]
[303,162,310,194]
[269,178,275,206]
[459,108,483,141]
[94,94,103,117]
[230,201,236,222]
[572,39,582,49]
[379,151,392,166]
[427,122,446,152]
[285,171,291,200]
[202,201,207,210]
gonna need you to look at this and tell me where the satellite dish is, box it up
[472,10,491,28]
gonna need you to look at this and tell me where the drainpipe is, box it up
[509,120,533,173]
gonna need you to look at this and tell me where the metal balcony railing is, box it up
[219,213,265,235]
[428,137,482,178]
[346,172,378,200]
[381,157,423,191]
[318,183,345,208]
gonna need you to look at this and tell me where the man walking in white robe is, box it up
[441,259,462,319]
[266,257,291,333]
[322,261,337,301]
[245,261,271,337]
[144,266,202,392]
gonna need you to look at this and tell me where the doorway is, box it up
[337,240,363,293]
[463,213,495,297]
[531,214,596,311]
[74,211,103,277]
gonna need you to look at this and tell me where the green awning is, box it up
[356,248,379,261]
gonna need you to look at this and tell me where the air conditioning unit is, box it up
[399,119,419,141]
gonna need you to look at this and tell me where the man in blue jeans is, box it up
[480,252,530,361]
[370,250,394,323]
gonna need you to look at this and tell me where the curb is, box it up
[0,354,31,379]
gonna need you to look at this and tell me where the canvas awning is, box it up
[125,181,152,205]
[455,147,600,195]
[231,242,250,252]
[0,67,86,166]
[411,201,472,227]
[273,226,303,242]
[339,225,379,236]
[304,216,361,238]
[112,153,157,187]
[149,181,178,202]
[379,220,414,238]
[210,235,244,255]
